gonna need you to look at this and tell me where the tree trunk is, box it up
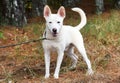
[62,0,81,7]
[32,0,47,17]
[95,0,104,14]
[114,0,120,9]
[0,0,27,27]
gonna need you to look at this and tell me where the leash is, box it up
[0,37,47,48]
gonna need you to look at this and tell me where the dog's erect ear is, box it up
[44,5,51,18]
[57,6,66,18]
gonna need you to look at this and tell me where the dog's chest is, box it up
[49,42,60,50]
[43,40,65,51]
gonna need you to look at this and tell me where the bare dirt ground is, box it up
[0,1,120,83]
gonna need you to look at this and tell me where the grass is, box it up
[82,10,120,45]
[0,32,3,38]
[0,9,120,82]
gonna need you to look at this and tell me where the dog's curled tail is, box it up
[72,8,87,30]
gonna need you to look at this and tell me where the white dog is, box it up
[42,5,93,79]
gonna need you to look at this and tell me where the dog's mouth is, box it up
[52,32,57,37]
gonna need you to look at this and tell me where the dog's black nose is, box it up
[52,28,57,33]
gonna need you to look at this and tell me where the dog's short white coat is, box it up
[42,5,94,79]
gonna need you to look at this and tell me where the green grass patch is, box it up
[0,31,4,39]
[81,10,120,45]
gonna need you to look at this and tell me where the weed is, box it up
[81,10,120,46]
[0,64,14,83]
[0,31,4,39]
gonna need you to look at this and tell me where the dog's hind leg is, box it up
[74,42,93,75]
[66,45,78,70]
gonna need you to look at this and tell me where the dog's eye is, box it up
[57,21,60,23]
[49,22,52,24]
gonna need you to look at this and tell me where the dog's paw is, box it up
[45,74,50,79]
[86,69,94,76]
[54,74,59,79]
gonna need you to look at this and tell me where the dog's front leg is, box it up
[44,50,50,79]
[54,50,64,79]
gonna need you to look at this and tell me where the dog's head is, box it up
[44,5,66,37]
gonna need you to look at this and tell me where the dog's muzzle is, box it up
[52,28,57,37]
